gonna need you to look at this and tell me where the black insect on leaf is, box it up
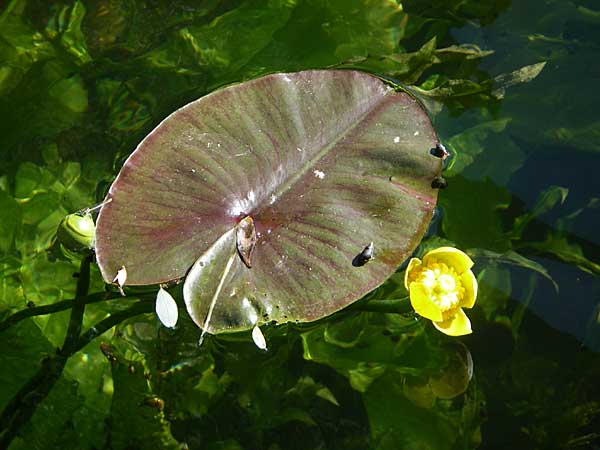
[353,242,374,267]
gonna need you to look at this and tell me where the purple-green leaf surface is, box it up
[95,70,442,334]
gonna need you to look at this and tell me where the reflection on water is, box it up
[404,341,473,406]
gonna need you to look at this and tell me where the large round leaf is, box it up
[95,70,442,334]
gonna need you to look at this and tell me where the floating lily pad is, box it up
[95,70,442,334]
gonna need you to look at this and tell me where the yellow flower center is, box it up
[416,262,464,312]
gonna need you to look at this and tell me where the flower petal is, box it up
[404,257,422,289]
[460,270,477,308]
[410,282,443,322]
[423,247,474,274]
[433,308,472,336]
[252,325,267,350]
[156,287,178,328]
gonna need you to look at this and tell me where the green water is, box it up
[1,0,599,449]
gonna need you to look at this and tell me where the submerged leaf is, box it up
[435,44,494,61]
[95,70,442,334]
[446,119,511,176]
[107,349,181,449]
[510,185,569,240]
[467,248,558,292]
[526,235,600,275]
[0,190,22,253]
[491,62,547,98]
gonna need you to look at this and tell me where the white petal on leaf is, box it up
[252,325,267,351]
[113,266,127,285]
[156,287,178,328]
[113,266,127,295]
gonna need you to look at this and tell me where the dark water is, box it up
[0,1,599,449]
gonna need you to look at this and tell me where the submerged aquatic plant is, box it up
[404,247,477,336]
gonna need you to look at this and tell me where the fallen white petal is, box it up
[252,325,267,351]
[156,287,178,328]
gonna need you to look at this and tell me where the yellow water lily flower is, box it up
[404,247,477,336]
